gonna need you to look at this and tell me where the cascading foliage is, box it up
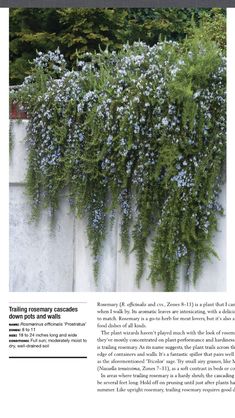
[11,37,226,291]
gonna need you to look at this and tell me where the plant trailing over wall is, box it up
[11,36,226,291]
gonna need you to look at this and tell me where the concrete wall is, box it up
[9,121,226,292]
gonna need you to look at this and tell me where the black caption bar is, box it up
[0,0,234,9]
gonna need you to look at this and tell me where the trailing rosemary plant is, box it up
[11,36,226,291]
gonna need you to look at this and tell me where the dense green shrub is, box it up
[10,8,226,85]
[10,8,60,85]
[187,8,226,50]
[11,34,226,291]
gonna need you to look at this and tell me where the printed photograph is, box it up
[9,7,226,292]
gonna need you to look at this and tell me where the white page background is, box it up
[0,7,234,418]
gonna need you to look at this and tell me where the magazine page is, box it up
[0,1,234,417]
